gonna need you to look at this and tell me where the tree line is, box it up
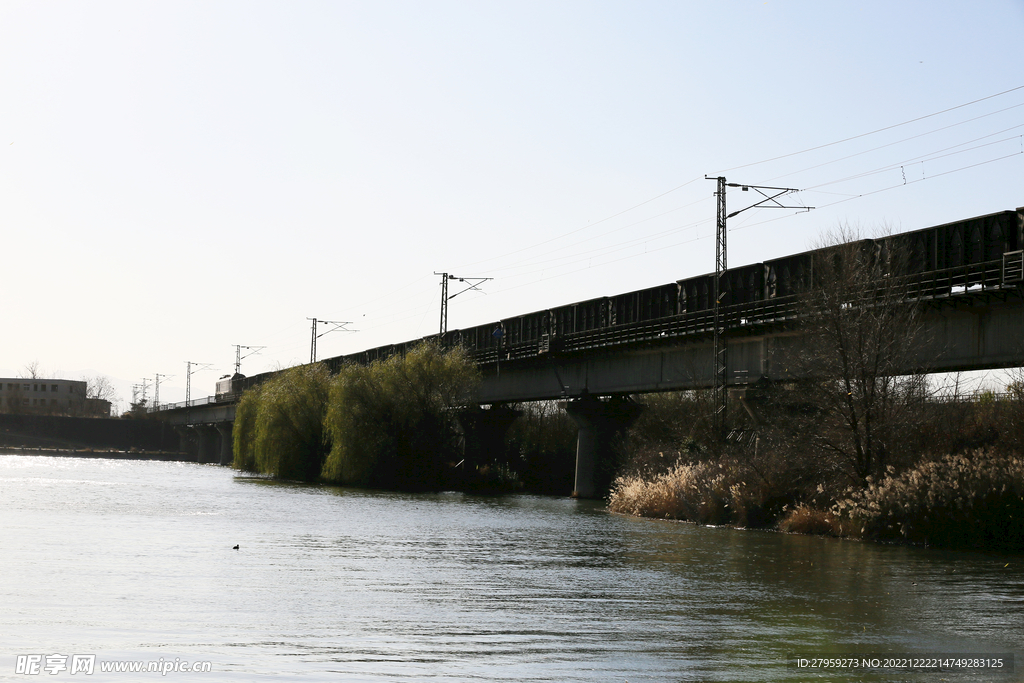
[233,340,581,493]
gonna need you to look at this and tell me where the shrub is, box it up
[621,392,714,476]
[321,342,479,490]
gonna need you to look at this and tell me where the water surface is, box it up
[1,456,1021,681]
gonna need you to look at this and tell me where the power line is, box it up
[224,88,1024,367]
[484,216,709,277]
[705,178,807,430]
[154,373,173,410]
[184,361,213,424]
[454,177,705,271]
[804,135,1023,191]
[464,147,1016,310]
[806,150,1023,209]
[717,84,1024,173]
[725,149,1023,232]
[255,91,1023,347]
[444,89,1024,299]
[475,196,714,276]
[764,107,1024,184]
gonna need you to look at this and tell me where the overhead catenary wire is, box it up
[482,214,712,277]
[764,107,1024,184]
[454,176,706,272]
[482,142,1022,298]
[476,131,1019,284]
[474,196,715,276]
[716,84,1024,173]
[726,150,1024,235]
[806,151,1024,210]
[803,134,1024,190]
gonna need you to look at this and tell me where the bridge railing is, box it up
[149,396,221,412]
[463,257,1018,365]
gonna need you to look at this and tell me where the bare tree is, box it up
[21,360,42,379]
[84,375,119,404]
[797,224,927,481]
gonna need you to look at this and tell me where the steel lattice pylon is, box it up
[705,176,807,434]
[713,176,728,431]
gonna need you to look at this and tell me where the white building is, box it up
[0,378,107,416]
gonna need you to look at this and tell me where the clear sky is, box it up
[2,1,1022,411]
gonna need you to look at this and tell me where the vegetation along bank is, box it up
[610,227,1024,553]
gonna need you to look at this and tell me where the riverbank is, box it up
[607,381,1024,553]
[609,448,1024,552]
[0,412,180,452]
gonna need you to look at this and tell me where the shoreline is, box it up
[608,449,1024,554]
[0,447,194,462]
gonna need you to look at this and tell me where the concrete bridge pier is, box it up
[215,423,234,466]
[174,426,197,461]
[565,393,643,499]
[194,425,220,464]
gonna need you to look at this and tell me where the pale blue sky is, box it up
[2,1,1022,410]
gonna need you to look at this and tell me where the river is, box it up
[0,455,1021,682]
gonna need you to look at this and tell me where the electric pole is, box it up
[154,373,173,410]
[307,319,354,363]
[184,361,213,424]
[233,345,265,375]
[136,378,151,405]
[712,176,728,434]
[434,272,492,335]
[705,177,809,432]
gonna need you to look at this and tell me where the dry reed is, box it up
[609,460,752,525]
[833,449,1024,550]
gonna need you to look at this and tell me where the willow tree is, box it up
[322,342,480,490]
[232,383,262,472]
[233,363,332,481]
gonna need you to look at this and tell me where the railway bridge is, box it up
[155,206,1024,497]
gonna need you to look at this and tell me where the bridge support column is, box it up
[215,423,234,466]
[564,394,643,499]
[174,426,197,461]
[195,425,219,464]
[458,404,521,470]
